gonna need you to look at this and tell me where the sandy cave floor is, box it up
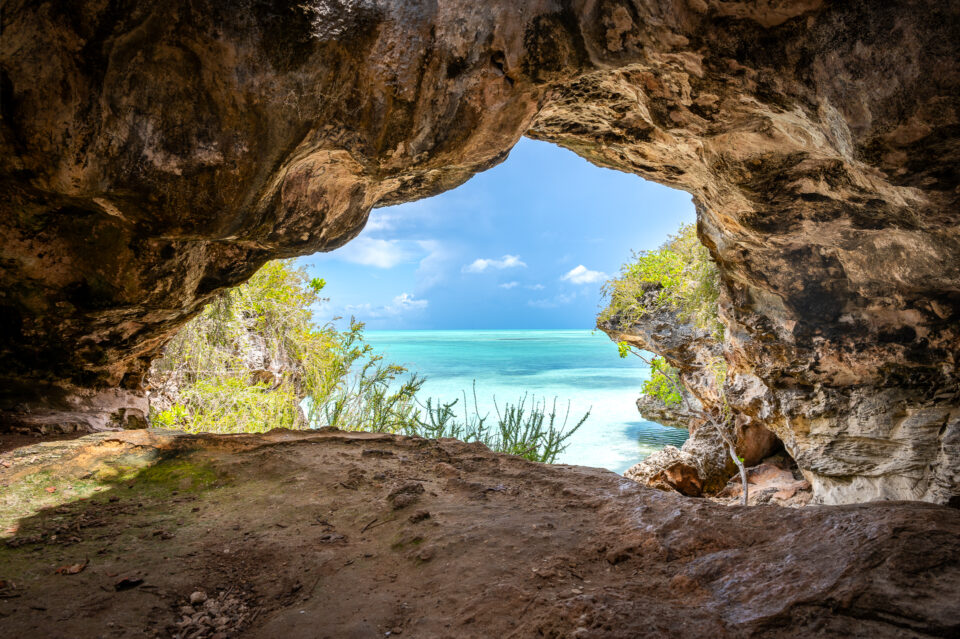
[0,428,958,639]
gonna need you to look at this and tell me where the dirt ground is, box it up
[1,429,958,638]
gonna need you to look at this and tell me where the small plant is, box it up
[305,318,426,433]
[405,383,589,464]
[640,356,683,407]
[492,394,590,463]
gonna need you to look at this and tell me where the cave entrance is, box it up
[300,138,698,473]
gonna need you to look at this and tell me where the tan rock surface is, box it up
[602,286,780,496]
[1,429,958,637]
[1,2,958,503]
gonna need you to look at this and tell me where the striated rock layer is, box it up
[1,430,958,637]
[1,2,959,503]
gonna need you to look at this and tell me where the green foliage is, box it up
[409,383,589,464]
[309,277,326,294]
[599,223,722,338]
[641,356,683,406]
[154,377,301,434]
[314,320,426,433]
[149,260,340,433]
[149,260,588,464]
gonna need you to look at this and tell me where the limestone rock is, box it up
[602,285,780,496]
[1,2,958,503]
[0,429,957,637]
[624,444,709,496]
[635,393,697,430]
[716,454,813,507]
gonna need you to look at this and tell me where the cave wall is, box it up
[2,0,958,503]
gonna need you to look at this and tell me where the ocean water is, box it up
[364,329,688,474]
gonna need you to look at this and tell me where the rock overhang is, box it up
[1,0,958,503]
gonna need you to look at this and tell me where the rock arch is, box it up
[2,0,957,503]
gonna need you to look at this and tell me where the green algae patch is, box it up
[0,455,224,538]
[0,469,108,536]
[135,458,222,492]
[391,533,425,551]
[90,451,162,482]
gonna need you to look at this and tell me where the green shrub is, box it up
[149,260,587,464]
[641,356,683,406]
[599,223,722,337]
[410,384,589,464]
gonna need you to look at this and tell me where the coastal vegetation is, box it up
[603,223,748,502]
[147,260,586,463]
[640,356,684,407]
[599,222,723,338]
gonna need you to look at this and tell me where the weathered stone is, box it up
[603,284,781,495]
[1,2,958,503]
[716,455,813,507]
[0,429,957,637]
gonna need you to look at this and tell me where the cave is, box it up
[1,1,959,635]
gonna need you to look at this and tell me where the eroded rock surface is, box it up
[601,284,782,496]
[1,430,958,637]
[2,1,959,503]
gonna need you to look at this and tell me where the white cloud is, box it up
[527,293,577,309]
[364,213,397,233]
[526,283,545,290]
[561,264,608,284]
[415,240,457,290]
[343,302,372,314]
[334,237,418,268]
[363,198,444,235]
[499,281,519,289]
[462,254,526,273]
[386,293,428,314]
[345,293,428,319]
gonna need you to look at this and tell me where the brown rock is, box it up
[717,458,813,507]
[607,288,782,496]
[0,429,957,637]
[388,482,425,510]
[408,511,431,524]
[0,1,957,505]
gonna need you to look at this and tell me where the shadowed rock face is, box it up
[1,1,958,502]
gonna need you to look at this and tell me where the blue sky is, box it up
[299,138,695,329]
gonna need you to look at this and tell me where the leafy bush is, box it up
[641,356,683,406]
[148,260,587,463]
[149,260,340,433]
[599,223,722,337]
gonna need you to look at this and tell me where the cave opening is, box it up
[292,136,791,498]
[3,2,959,633]
[303,137,696,473]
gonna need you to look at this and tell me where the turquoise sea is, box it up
[365,329,688,474]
